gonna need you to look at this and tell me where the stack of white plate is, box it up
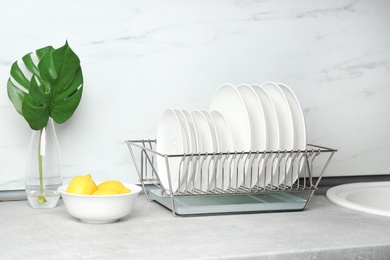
[156,81,306,194]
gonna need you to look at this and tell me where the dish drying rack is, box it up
[126,139,337,216]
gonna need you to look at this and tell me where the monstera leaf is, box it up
[7,41,83,130]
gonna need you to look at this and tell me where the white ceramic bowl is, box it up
[58,183,142,224]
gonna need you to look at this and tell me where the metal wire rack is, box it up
[126,139,337,216]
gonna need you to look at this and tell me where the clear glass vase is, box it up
[26,118,62,208]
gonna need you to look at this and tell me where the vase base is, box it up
[26,190,60,208]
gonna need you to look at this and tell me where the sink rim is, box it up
[326,181,390,217]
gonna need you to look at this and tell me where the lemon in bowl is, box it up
[58,177,142,224]
[66,174,98,195]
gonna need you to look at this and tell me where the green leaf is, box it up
[10,61,30,89]
[24,46,54,82]
[51,68,83,124]
[8,41,83,130]
[7,79,26,115]
[22,53,41,80]
[22,95,50,130]
[36,46,54,60]
[8,46,53,117]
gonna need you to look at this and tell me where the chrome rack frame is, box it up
[126,139,337,216]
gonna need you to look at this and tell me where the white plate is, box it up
[181,109,199,191]
[251,84,280,188]
[237,84,267,189]
[156,109,185,193]
[210,84,251,188]
[173,109,192,191]
[210,110,235,190]
[250,85,280,151]
[200,110,220,152]
[181,109,199,154]
[201,110,220,190]
[210,110,234,153]
[260,81,294,186]
[191,110,215,191]
[210,84,251,151]
[174,109,191,153]
[278,83,307,186]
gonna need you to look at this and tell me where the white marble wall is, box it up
[0,0,389,190]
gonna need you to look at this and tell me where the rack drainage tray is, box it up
[148,187,309,216]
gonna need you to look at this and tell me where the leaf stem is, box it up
[37,128,47,204]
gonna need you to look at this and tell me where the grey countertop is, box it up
[1,190,390,260]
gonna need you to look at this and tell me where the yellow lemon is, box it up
[97,180,127,192]
[92,188,121,195]
[121,187,131,194]
[66,174,97,195]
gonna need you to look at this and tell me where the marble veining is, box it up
[0,0,389,190]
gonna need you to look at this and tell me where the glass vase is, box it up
[26,118,62,208]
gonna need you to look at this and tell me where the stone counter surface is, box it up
[0,192,389,260]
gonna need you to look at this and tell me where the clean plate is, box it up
[278,83,306,186]
[237,84,267,189]
[210,84,251,189]
[191,110,215,192]
[156,109,185,193]
[326,181,390,217]
[251,84,280,188]
[261,81,294,186]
